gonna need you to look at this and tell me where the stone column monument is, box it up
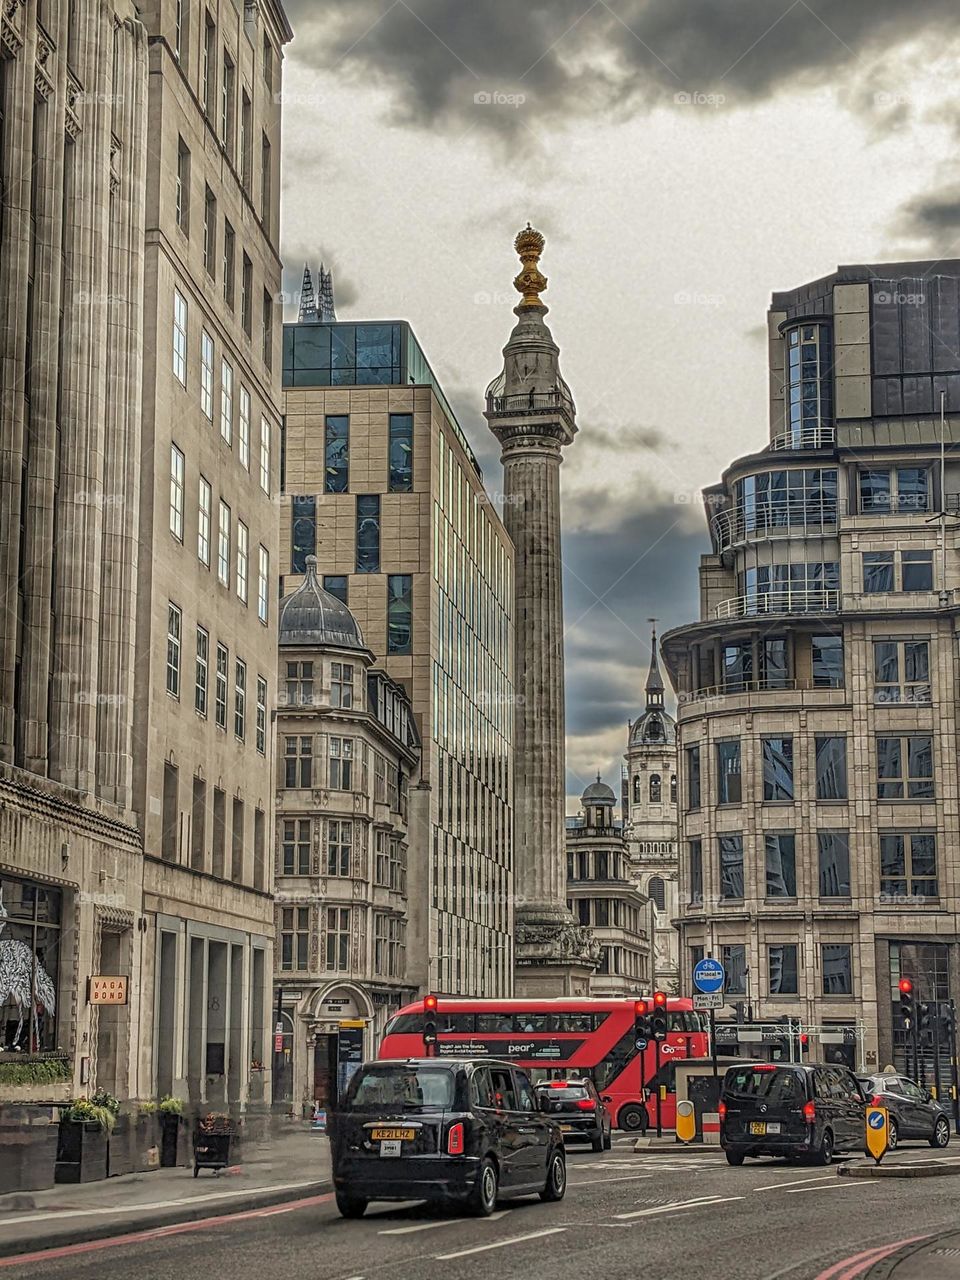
[484,226,599,995]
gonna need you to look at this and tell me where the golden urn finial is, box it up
[513,223,548,308]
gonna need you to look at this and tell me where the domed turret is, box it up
[278,556,367,651]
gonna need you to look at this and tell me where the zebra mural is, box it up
[0,887,56,1051]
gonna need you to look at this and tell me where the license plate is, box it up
[371,1128,415,1141]
[379,1140,402,1158]
[560,1124,573,1132]
[749,1121,767,1135]
[766,1122,781,1134]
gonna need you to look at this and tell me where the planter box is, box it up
[132,1115,160,1172]
[0,1122,58,1194]
[159,1112,189,1167]
[55,1119,108,1183]
[107,1115,133,1178]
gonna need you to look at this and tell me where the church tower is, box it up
[624,625,680,993]
[484,226,598,995]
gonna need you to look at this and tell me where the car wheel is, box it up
[603,1127,612,1151]
[812,1130,834,1166]
[619,1104,648,1133]
[591,1131,604,1153]
[887,1119,899,1151]
[930,1117,950,1149]
[540,1149,567,1202]
[725,1149,745,1166]
[335,1191,368,1219]
[469,1157,499,1217]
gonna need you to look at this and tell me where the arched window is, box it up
[648,876,666,911]
[632,774,641,803]
[649,774,661,803]
[670,774,678,804]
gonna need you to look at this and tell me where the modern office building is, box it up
[0,0,148,1102]
[133,0,291,1106]
[623,630,680,993]
[273,558,420,1109]
[282,319,515,997]
[566,781,652,997]
[662,261,960,1075]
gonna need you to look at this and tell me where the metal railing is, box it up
[486,390,576,416]
[715,588,841,619]
[711,498,841,550]
[769,426,836,451]
[680,676,845,702]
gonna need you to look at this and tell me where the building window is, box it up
[390,839,406,893]
[291,495,316,572]
[880,832,938,900]
[238,385,250,468]
[259,417,271,493]
[202,11,216,114]
[234,659,246,740]
[356,494,380,572]
[241,253,252,335]
[858,467,930,514]
[166,603,181,697]
[387,575,412,654]
[329,737,353,790]
[215,642,228,729]
[722,638,752,691]
[260,133,272,235]
[285,662,314,707]
[324,415,349,492]
[212,788,226,875]
[670,774,677,804]
[388,413,413,491]
[190,776,206,870]
[240,91,252,190]
[716,739,741,804]
[231,797,244,881]
[765,832,797,898]
[282,820,311,875]
[324,575,348,604]
[256,676,267,754]
[784,322,832,441]
[769,944,799,996]
[220,359,233,443]
[262,33,273,89]
[818,831,850,898]
[236,520,249,602]
[863,549,934,593]
[632,775,641,803]
[172,289,187,385]
[280,907,309,971]
[195,625,208,717]
[761,636,789,688]
[200,330,214,419]
[812,634,844,688]
[814,735,847,800]
[327,819,352,876]
[162,762,179,861]
[223,219,235,308]
[203,185,216,277]
[175,136,190,232]
[284,735,312,788]
[719,834,744,900]
[762,736,793,801]
[262,287,273,367]
[258,546,269,623]
[325,907,350,971]
[375,830,389,885]
[648,876,666,911]
[902,550,934,591]
[169,444,184,541]
[221,50,235,152]
[689,839,703,905]
[331,662,353,708]
[198,477,212,566]
[649,773,661,803]
[722,943,747,996]
[217,500,230,585]
[686,745,701,809]
[821,944,852,995]
[874,639,931,704]
[877,735,934,799]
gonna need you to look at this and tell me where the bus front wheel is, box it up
[618,1104,648,1133]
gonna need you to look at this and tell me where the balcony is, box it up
[769,426,836,451]
[711,498,841,551]
[485,389,576,416]
[715,588,840,619]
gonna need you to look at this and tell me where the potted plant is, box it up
[158,1095,186,1167]
[55,1098,113,1183]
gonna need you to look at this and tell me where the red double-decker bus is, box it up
[378,996,708,1131]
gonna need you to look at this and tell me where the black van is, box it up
[720,1062,867,1165]
[328,1057,567,1218]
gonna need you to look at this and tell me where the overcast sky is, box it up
[277,0,960,811]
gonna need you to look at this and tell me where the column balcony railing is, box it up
[711,498,842,551]
[769,425,837,451]
[715,588,841,620]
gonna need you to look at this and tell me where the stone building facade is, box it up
[623,631,680,993]
[662,261,960,1075]
[566,782,652,996]
[273,558,420,1109]
[282,320,515,998]
[132,0,292,1107]
[0,0,148,1101]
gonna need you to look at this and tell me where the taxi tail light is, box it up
[549,1080,568,1088]
[803,1101,816,1123]
[447,1122,465,1155]
[871,1094,884,1107]
[576,1098,595,1111]
[718,1101,727,1120]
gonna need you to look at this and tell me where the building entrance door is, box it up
[313,1034,337,1106]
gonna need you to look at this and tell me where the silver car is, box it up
[859,1073,952,1149]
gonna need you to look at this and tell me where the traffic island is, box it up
[838,1160,960,1179]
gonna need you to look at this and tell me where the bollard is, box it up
[701,1112,721,1146]
[676,1100,696,1144]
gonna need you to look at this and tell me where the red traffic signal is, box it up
[899,978,913,995]
[634,999,648,1016]
[653,991,667,1008]
[424,994,438,1011]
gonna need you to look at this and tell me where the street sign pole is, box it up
[949,999,960,1136]
[710,1008,718,1085]
[932,1004,942,1100]
[655,1037,662,1138]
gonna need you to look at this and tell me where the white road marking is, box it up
[786,1180,872,1194]
[379,1218,470,1235]
[753,1176,833,1192]
[569,1174,654,1188]
[614,1194,743,1220]
[434,1227,567,1259]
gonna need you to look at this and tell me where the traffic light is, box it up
[634,999,651,1042]
[941,1003,957,1039]
[899,978,915,1029]
[423,994,439,1050]
[798,1033,809,1056]
[920,1002,934,1040]
[651,991,668,1041]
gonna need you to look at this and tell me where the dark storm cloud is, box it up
[896,188,960,251]
[283,0,959,134]
[587,422,672,454]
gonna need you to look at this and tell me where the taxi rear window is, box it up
[534,1085,588,1099]
[724,1068,804,1104]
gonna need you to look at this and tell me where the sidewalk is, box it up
[865,1229,960,1278]
[0,1123,331,1259]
